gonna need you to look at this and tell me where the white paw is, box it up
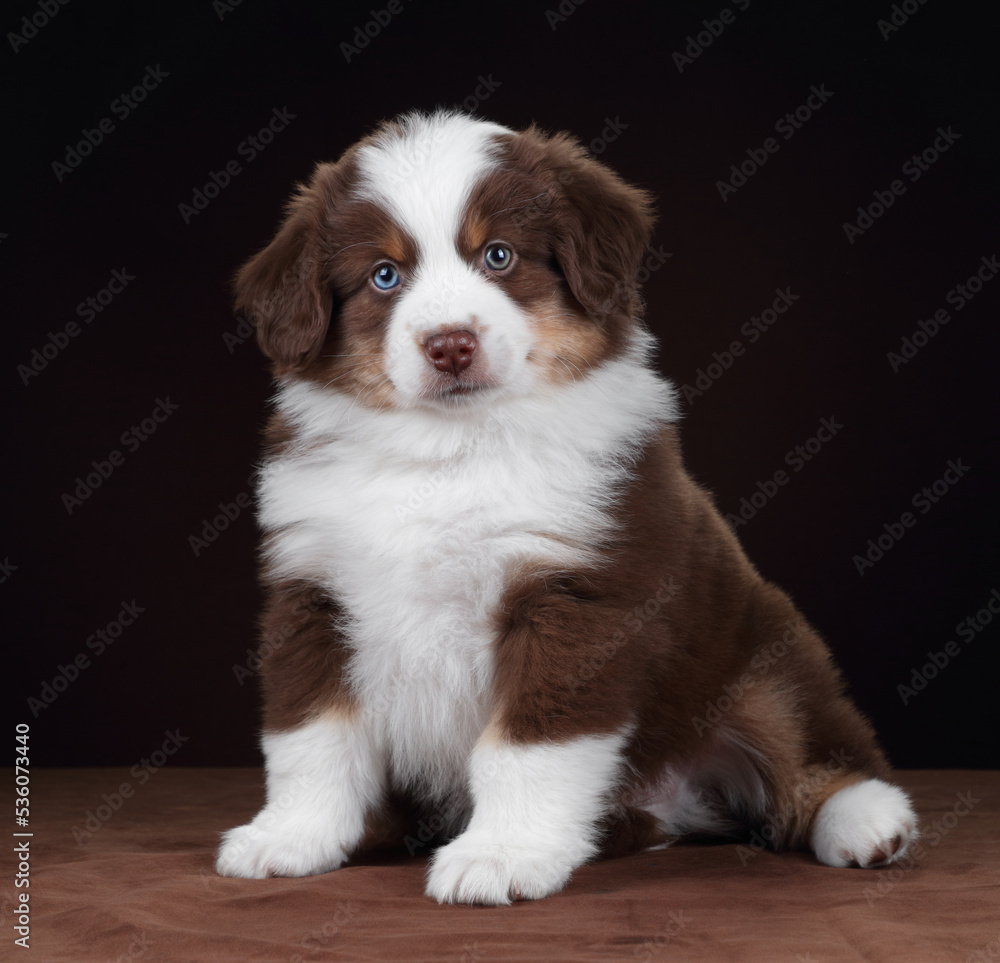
[425,831,582,905]
[216,813,349,879]
[811,778,918,868]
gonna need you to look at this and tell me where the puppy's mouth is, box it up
[441,381,486,394]
[427,378,494,401]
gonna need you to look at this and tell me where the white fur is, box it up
[426,729,630,904]
[259,353,676,808]
[356,110,510,236]
[226,111,683,896]
[638,733,770,839]
[356,112,544,407]
[224,112,918,899]
[810,778,917,868]
[253,113,679,837]
[216,714,383,878]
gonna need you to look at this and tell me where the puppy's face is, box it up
[235,112,655,413]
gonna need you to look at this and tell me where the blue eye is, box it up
[484,244,513,272]
[372,264,400,290]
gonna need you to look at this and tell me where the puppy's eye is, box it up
[372,264,401,290]
[484,244,513,272]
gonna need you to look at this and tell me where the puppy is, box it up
[216,109,916,903]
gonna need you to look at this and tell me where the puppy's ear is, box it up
[513,128,656,323]
[234,162,340,370]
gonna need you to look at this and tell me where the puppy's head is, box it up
[234,110,655,411]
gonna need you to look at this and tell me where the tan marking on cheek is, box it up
[528,298,611,386]
[319,327,400,411]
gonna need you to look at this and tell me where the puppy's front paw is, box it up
[425,831,581,905]
[216,815,349,879]
[811,778,918,869]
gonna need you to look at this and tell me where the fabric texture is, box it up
[19,768,999,961]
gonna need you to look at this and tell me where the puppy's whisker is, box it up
[336,373,392,431]
[555,356,584,381]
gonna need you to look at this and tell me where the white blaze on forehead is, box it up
[354,111,511,259]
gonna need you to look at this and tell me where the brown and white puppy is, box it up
[216,109,916,903]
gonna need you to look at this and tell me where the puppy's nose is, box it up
[424,330,477,375]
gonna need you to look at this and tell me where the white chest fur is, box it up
[258,355,677,803]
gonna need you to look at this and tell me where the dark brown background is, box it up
[6,0,998,768]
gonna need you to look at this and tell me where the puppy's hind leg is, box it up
[809,776,918,868]
[720,674,918,868]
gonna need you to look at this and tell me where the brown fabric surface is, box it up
[12,768,999,962]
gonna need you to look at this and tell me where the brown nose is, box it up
[424,330,477,375]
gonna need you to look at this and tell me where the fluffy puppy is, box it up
[216,110,916,904]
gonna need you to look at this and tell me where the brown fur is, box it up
[235,113,898,863]
[237,121,657,400]
[487,426,889,852]
[255,577,355,730]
